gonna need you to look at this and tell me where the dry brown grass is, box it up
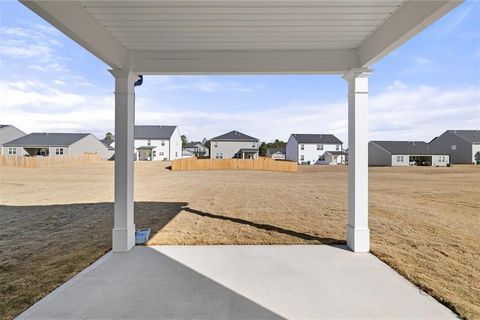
[0,161,479,319]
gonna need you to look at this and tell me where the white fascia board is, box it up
[20,1,128,69]
[131,49,358,74]
[357,0,463,67]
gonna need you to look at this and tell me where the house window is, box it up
[451,145,456,150]
[152,151,156,158]
[147,139,151,146]
[300,144,304,150]
[252,143,256,148]
[214,143,218,148]
[56,148,64,155]
[439,156,446,162]
[336,145,340,151]
[161,141,165,146]
[396,155,404,162]
[300,155,304,161]
[175,152,178,157]
[317,144,323,150]
[159,152,164,156]
[8,147,16,155]
[319,156,325,161]
[216,153,223,159]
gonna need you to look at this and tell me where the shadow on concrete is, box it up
[183,206,345,245]
[0,201,187,319]
[18,246,284,319]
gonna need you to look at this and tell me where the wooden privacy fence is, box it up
[172,157,297,172]
[0,154,101,168]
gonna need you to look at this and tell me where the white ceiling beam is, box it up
[131,49,358,74]
[357,0,463,67]
[20,0,128,69]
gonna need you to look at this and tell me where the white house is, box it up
[369,141,450,167]
[429,130,480,164]
[183,141,209,157]
[2,132,112,159]
[286,134,343,165]
[131,125,182,161]
[321,151,347,165]
[210,131,259,159]
[0,125,26,155]
[266,147,286,160]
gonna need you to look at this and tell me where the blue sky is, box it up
[0,1,479,144]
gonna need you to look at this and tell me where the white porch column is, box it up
[109,69,139,252]
[343,68,372,253]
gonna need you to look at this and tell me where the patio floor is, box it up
[18,245,455,319]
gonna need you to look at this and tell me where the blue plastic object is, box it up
[135,228,151,244]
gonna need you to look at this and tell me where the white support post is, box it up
[343,68,372,253]
[109,69,139,252]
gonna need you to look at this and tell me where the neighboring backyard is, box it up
[0,161,479,319]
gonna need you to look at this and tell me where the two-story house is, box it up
[210,130,259,159]
[183,141,209,157]
[113,125,182,161]
[429,130,480,164]
[286,134,343,165]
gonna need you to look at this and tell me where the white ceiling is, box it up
[21,0,461,74]
[80,0,405,51]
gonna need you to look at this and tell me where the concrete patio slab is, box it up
[18,245,455,319]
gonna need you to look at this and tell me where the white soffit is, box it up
[20,0,462,74]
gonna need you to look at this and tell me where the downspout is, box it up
[133,75,143,161]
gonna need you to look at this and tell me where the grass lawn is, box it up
[0,161,479,319]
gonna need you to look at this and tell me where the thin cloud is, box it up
[2,77,477,144]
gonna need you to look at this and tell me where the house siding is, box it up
[285,136,298,162]
[472,144,480,163]
[1,146,26,156]
[297,143,340,165]
[368,142,391,166]
[391,155,409,166]
[69,134,111,159]
[210,140,258,159]
[429,131,472,164]
[170,127,182,160]
[0,126,26,155]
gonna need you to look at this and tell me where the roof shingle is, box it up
[448,130,480,144]
[370,141,447,155]
[3,133,90,147]
[135,125,177,140]
[291,134,342,144]
[211,131,258,142]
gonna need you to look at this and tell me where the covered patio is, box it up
[18,0,461,318]
[18,246,455,319]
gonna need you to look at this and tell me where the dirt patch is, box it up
[0,162,479,319]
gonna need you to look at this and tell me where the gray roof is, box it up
[0,125,10,129]
[291,134,343,144]
[448,130,480,144]
[267,147,286,155]
[370,141,448,155]
[100,139,115,150]
[3,133,90,147]
[135,125,177,139]
[184,141,204,148]
[211,130,258,142]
